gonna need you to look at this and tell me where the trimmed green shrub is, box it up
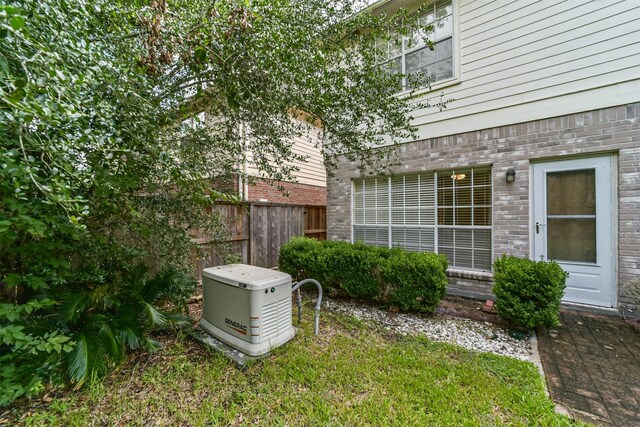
[322,242,383,299]
[493,255,568,329]
[278,236,325,282]
[279,238,380,297]
[380,250,448,313]
[279,238,448,312]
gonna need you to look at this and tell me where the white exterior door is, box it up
[532,157,615,307]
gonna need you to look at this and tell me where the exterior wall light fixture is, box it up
[506,168,516,183]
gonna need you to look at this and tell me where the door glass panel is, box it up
[546,169,597,263]
[547,169,595,215]
[547,218,596,262]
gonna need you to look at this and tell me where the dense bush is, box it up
[0,0,226,405]
[492,255,567,329]
[278,236,325,283]
[380,250,448,312]
[322,242,389,299]
[279,237,447,312]
[0,258,196,407]
[279,237,386,298]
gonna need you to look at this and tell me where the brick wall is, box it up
[248,179,327,206]
[327,103,640,311]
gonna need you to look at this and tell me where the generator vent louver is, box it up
[261,298,291,340]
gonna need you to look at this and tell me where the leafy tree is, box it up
[0,0,439,405]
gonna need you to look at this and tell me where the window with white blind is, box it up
[352,168,492,271]
[378,0,455,93]
[353,177,390,247]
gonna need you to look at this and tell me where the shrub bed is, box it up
[380,249,448,312]
[492,255,567,329]
[279,237,448,313]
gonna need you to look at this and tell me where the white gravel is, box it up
[323,298,534,362]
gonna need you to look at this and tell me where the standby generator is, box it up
[200,264,295,357]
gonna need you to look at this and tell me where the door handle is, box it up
[536,222,546,234]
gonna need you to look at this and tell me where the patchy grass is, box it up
[20,309,585,426]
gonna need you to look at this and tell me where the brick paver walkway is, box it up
[537,310,640,426]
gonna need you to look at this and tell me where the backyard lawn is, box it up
[18,309,584,426]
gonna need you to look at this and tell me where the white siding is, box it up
[286,123,326,187]
[409,0,640,139]
[245,120,326,187]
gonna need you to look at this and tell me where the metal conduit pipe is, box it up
[291,278,323,335]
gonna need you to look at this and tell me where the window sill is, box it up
[446,269,493,282]
[396,76,461,100]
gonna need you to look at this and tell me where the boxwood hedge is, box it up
[492,255,567,329]
[279,237,448,313]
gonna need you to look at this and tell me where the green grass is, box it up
[22,310,585,426]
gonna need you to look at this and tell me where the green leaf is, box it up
[118,327,140,349]
[97,323,121,362]
[51,335,71,344]
[9,16,25,31]
[0,6,19,15]
[0,53,8,75]
[142,302,167,328]
[68,334,89,385]
[60,292,88,323]
[194,47,207,62]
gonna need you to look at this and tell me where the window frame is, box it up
[351,166,493,272]
[378,0,461,97]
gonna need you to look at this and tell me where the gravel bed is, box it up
[323,298,533,361]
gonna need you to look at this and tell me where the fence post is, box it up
[248,202,253,266]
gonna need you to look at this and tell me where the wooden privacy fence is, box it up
[193,202,326,280]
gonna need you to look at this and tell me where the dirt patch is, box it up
[438,295,507,325]
[188,287,203,321]
[627,318,640,334]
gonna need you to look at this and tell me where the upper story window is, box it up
[379,0,454,92]
[181,111,206,130]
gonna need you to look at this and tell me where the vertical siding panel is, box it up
[243,119,325,187]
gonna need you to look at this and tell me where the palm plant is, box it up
[56,265,196,387]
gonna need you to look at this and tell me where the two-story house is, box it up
[327,0,640,312]
[241,119,326,207]
[189,111,326,206]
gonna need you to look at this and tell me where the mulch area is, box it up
[538,309,640,426]
[437,295,505,325]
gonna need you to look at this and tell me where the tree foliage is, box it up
[1,0,438,405]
